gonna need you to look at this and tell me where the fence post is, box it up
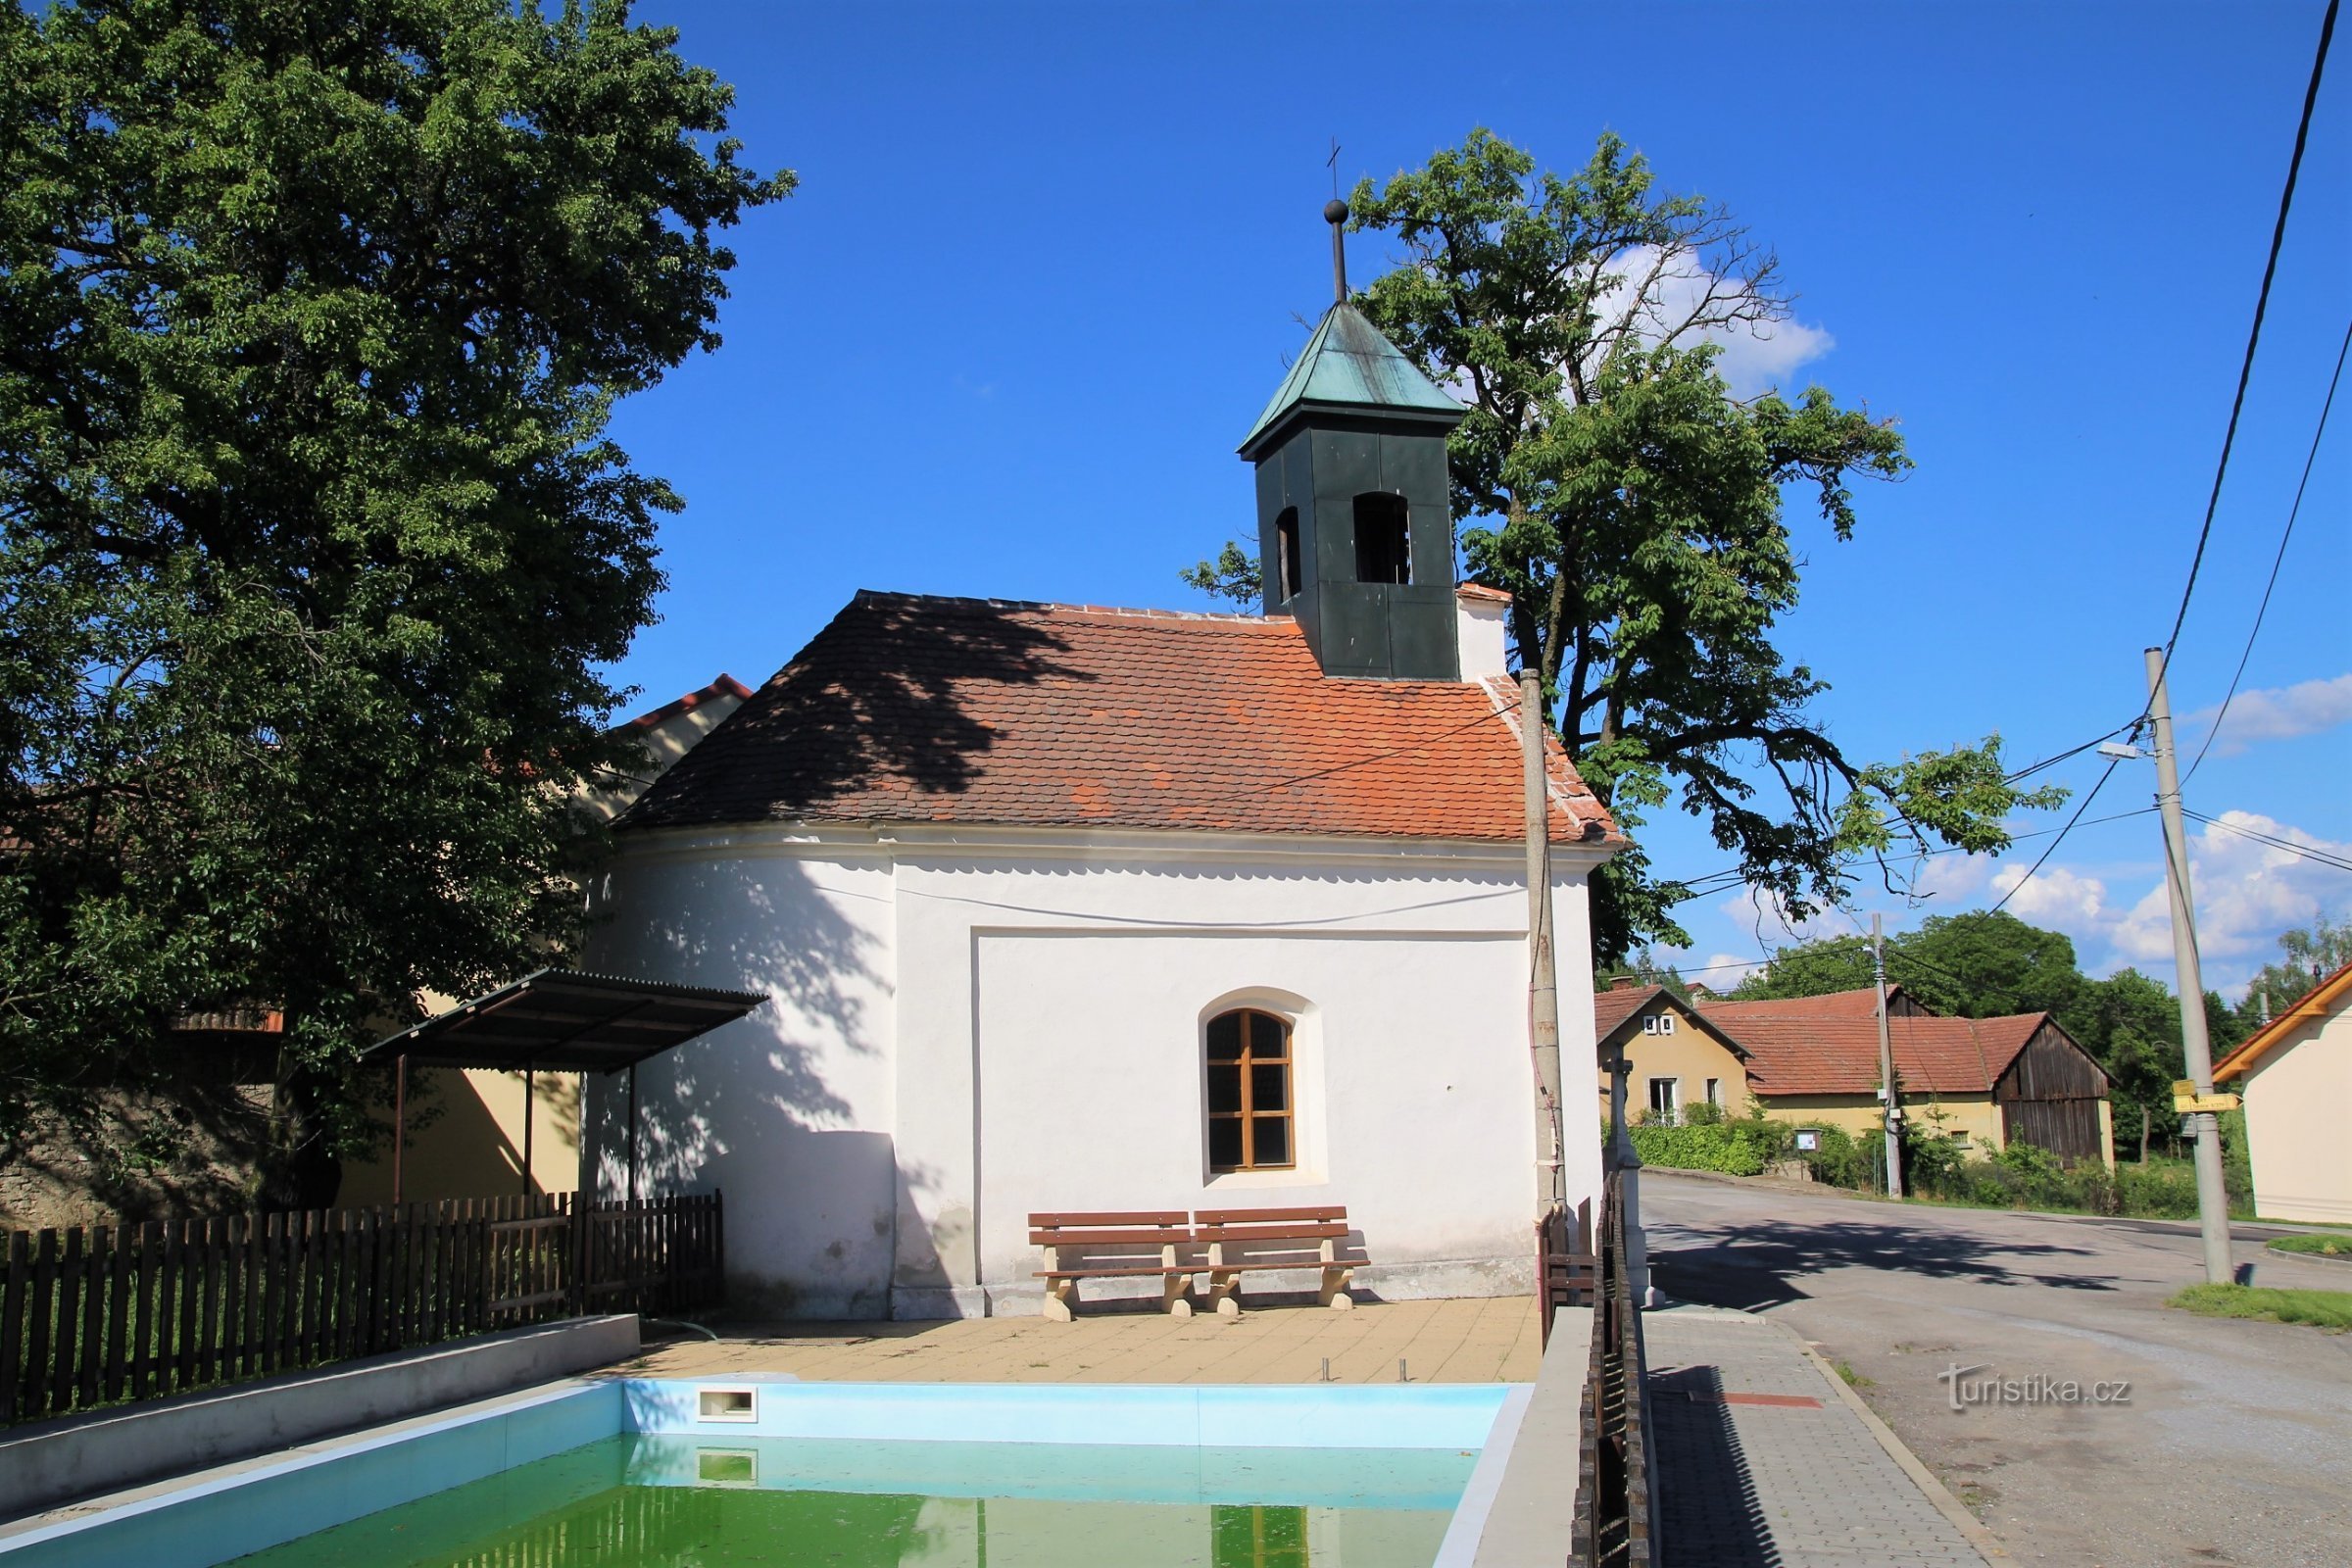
[1,1230,26,1424]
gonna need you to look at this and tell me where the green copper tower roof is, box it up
[1237,302,1465,458]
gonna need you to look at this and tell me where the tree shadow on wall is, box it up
[584,853,878,1197]
[624,593,1093,826]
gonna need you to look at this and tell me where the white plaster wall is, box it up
[2241,1006,2352,1224]
[584,822,1607,1320]
[581,847,900,1317]
[972,930,1530,1284]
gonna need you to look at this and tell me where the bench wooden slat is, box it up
[1027,1229,1197,1247]
[1195,1223,1348,1243]
[1194,1206,1346,1224]
[1029,1210,1189,1228]
[1035,1266,1192,1280]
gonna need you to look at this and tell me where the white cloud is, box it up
[1982,810,2349,995]
[1587,244,1836,400]
[1989,862,2111,928]
[1694,954,1763,990]
[2182,672,2352,759]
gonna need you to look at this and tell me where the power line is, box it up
[2005,722,2139,785]
[1987,758,2124,918]
[1666,807,2157,903]
[2181,807,2352,874]
[2149,0,2337,704]
[2181,313,2352,785]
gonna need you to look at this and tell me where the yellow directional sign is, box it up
[2172,1080,2241,1113]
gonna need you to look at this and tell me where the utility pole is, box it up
[1872,913,1904,1200]
[2143,647,2235,1286]
[1520,669,1566,1215]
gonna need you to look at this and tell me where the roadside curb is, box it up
[1785,1329,2008,1564]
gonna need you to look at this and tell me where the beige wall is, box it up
[337,1068,582,1207]
[1756,1093,2006,1153]
[2238,1005,2352,1223]
[1595,1004,1748,1122]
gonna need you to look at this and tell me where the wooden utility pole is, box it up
[1872,914,1904,1199]
[2144,648,2234,1286]
[1521,668,1566,1213]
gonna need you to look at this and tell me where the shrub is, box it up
[1629,1121,1768,1176]
[2117,1158,2201,1219]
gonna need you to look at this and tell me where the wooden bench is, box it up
[1028,1210,1198,1322]
[1195,1204,1355,1317]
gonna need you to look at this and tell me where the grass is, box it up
[2267,1233,2352,1258]
[2167,1283,2352,1330]
[1833,1357,1875,1389]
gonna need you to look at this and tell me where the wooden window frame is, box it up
[1206,1007,1296,1174]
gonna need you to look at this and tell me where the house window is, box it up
[1275,508,1302,602]
[1353,493,1409,584]
[1207,1008,1295,1172]
[1642,1012,1677,1036]
[1647,1077,1680,1125]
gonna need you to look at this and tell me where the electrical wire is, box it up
[2147,0,2338,705]
[2181,313,2352,785]
[2004,722,2140,785]
[1986,758,2123,918]
[2181,807,2352,873]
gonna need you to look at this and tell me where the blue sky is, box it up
[606,1,2350,998]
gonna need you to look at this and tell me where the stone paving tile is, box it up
[625,1295,1544,1386]
[1645,1305,1986,1568]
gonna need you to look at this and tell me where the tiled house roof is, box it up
[1711,1011,2052,1097]
[621,591,1620,845]
[1592,984,1750,1057]
[1698,986,1917,1022]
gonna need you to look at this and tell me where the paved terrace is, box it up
[627,1296,1544,1385]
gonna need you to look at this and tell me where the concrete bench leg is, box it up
[1041,1243,1076,1322]
[1319,1238,1354,1309]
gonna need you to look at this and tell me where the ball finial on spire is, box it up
[1323,198,1348,225]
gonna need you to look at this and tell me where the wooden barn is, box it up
[1697,990,2115,1167]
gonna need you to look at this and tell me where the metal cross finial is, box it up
[1325,139,1348,302]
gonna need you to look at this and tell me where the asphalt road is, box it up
[1642,1171,2352,1568]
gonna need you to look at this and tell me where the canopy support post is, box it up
[626,1061,639,1202]
[391,1054,408,1207]
[521,1065,535,1200]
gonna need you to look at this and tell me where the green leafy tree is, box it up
[0,0,790,1202]
[2227,911,2349,1047]
[1188,130,2060,960]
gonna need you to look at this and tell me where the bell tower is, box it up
[1237,200,1467,681]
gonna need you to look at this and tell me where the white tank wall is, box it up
[584,824,1605,1320]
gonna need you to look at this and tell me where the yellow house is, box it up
[2215,960,2352,1224]
[336,675,752,1207]
[1592,982,1752,1124]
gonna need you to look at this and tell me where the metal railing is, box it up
[1572,1168,1654,1566]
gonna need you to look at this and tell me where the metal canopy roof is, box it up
[363,968,765,1075]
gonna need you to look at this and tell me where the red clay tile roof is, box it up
[621,591,1620,844]
[1454,583,1514,605]
[1713,1011,2061,1098]
[1592,985,1749,1057]
[623,674,753,733]
[1592,985,1666,1040]
[1699,987,1911,1022]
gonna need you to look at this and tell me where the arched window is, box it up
[1275,508,1302,602]
[1206,1008,1294,1172]
[1353,493,1409,585]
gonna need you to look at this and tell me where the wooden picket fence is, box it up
[0,1191,723,1428]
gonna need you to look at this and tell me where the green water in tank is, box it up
[224,1435,1469,1566]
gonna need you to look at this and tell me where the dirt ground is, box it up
[1642,1169,2352,1568]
